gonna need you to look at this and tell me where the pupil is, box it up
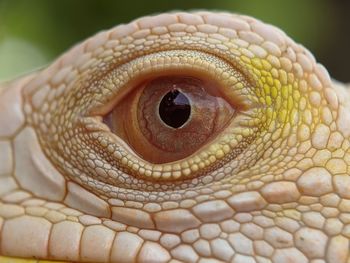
[159,89,191,128]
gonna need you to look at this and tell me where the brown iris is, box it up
[104,75,235,164]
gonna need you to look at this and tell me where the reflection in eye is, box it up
[104,76,236,164]
[158,88,191,129]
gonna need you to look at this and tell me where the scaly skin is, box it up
[0,11,350,263]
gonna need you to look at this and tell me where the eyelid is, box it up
[86,50,255,117]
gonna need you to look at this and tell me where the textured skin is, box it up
[1,11,350,263]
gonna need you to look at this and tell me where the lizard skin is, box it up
[0,11,350,263]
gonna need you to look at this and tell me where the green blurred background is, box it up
[0,0,349,82]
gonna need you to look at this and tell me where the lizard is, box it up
[0,11,350,263]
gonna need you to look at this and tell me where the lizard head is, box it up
[1,11,349,263]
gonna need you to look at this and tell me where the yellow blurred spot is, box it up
[279,109,288,123]
[281,85,289,99]
[266,76,274,86]
[241,55,251,64]
[263,84,270,95]
[262,59,272,71]
[251,58,263,69]
[271,85,278,99]
[265,96,272,106]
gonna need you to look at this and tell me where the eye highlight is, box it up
[104,75,236,164]
[158,87,191,129]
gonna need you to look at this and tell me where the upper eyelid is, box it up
[86,49,257,117]
[23,12,265,104]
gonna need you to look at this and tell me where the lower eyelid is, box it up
[81,104,259,183]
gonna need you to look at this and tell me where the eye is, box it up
[79,50,259,182]
[103,75,236,164]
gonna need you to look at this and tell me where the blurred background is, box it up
[0,0,349,82]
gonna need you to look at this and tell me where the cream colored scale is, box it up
[0,11,350,263]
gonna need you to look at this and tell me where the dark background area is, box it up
[0,0,349,82]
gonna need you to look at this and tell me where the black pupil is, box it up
[159,89,191,128]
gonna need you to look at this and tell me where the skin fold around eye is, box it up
[78,50,260,181]
[24,47,260,185]
[88,50,254,117]
[104,75,236,164]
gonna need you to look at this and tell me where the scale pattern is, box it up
[0,11,350,263]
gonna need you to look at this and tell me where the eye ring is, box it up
[78,50,261,182]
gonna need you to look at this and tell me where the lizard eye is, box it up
[23,16,268,197]
[103,75,236,164]
[80,50,257,182]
